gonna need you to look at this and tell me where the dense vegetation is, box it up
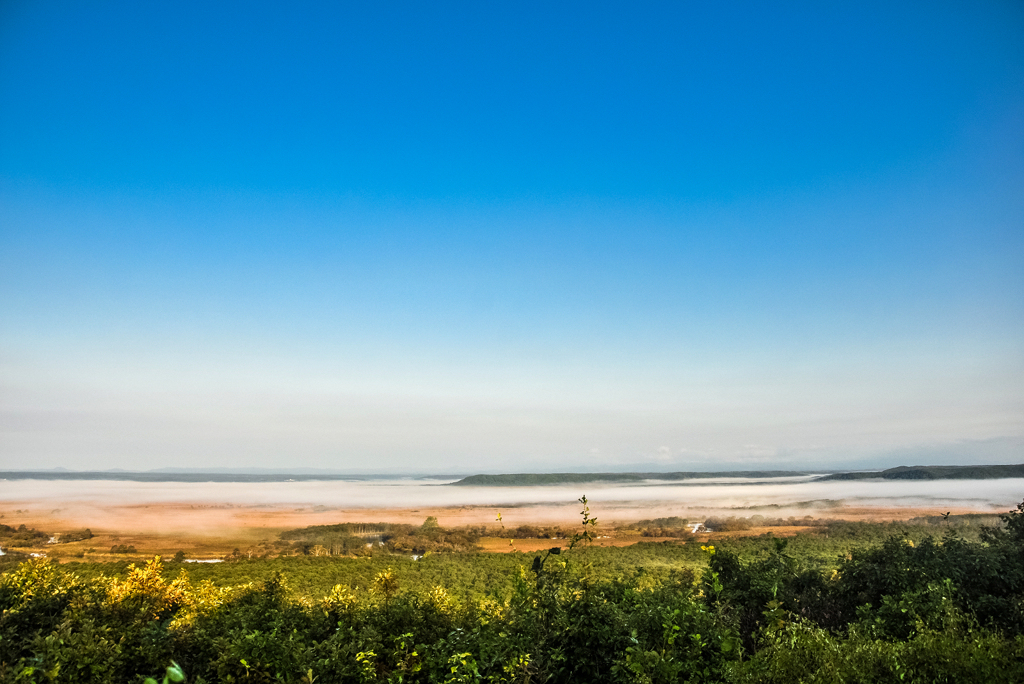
[0,523,50,548]
[2,500,1023,682]
[276,519,583,559]
[280,518,487,557]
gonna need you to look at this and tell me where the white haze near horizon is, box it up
[2,478,1022,519]
[4,334,1022,474]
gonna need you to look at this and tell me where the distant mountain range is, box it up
[449,464,1024,485]
[0,470,425,482]
[0,464,1020,484]
[149,467,362,475]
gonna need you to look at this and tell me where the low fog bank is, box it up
[2,477,1021,514]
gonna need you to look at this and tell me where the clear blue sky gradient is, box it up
[1,1,1022,471]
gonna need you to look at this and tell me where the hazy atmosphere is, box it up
[2,1,1022,473]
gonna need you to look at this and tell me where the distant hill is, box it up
[0,471,389,483]
[449,471,817,486]
[819,464,1024,481]
[149,467,359,475]
[5,464,1019,484]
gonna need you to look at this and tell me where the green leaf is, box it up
[167,661,186,682]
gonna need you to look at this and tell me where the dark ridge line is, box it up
[2,463,1019,484]
[449,471,820,486]
[0,471,404,483]
[451,464,1024,486]
[817,463,1024,481]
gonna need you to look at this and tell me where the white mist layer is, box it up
[2,477,1022,514]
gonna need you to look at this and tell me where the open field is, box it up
[0,504,857,562]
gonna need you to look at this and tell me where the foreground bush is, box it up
[1,499,1021,683]
[730,619,1024,684]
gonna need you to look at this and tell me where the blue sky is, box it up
[1,1,1022,472]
